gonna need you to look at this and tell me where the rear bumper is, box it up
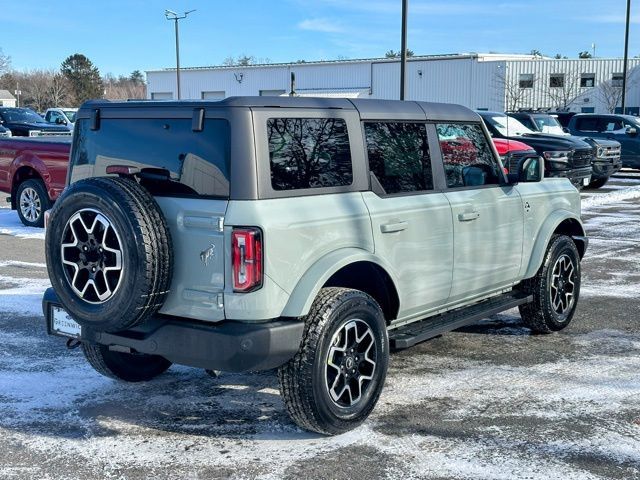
[42,288,304,373]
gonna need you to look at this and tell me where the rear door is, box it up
[361,120,453,321]
[435,122,524,303]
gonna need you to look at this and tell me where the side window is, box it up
[604,119,624,132]
[267,118,353,191]
[575,117,600,132]
[436,123,501,188]
[364,122,432,194]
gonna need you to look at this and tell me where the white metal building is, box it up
[146,53,640,114]
[0,90,17,108]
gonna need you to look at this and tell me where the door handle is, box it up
[458,211,480,222]
[380,221,408,233]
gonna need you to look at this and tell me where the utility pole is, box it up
[165,9,196,100]
[14,85,21,108]
[621,0,631,113]
[400,0,408,100]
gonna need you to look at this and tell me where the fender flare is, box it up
[523,210,586,279]
[10,154,50,207]
[280,247,400,318]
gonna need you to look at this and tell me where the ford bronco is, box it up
[43,97,587,435]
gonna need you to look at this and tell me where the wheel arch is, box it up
[11,162,47,209]
[280,248,401,323]
[523,211,587,279]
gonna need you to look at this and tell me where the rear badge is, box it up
[200,243,216,267]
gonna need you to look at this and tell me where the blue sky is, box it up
[1,0,638,77]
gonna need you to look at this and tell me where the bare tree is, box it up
[103,73,146,100]
[544,71,582,110]
[494,70,528,111]
[597,72,638,113]
[49,73,71,106]
[0,48,10,75]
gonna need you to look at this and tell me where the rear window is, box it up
[70,118,231,197]
[267,118,353,191]
[364,122,433,194]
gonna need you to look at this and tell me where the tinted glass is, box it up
[70,118,231,197]
[267,118,352,190]
[364,122,432,194]
[436,123,501,188]
[575,117,600,132]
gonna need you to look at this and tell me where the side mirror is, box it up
[562,127,570,134]
[55,117,67,125]
[627,126,638,136]
[518,155,544,182]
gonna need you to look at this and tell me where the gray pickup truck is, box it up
[43,97,587,435]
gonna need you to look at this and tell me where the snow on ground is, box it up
[0,176,639,478]
[0,205,45,240]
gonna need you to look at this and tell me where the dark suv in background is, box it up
[478,111,593,188]
[0,107,71,137]
[567,114,640,170]
[509,111,622,189]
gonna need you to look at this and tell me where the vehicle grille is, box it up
[598,145,621,161]
[506,151,536,173]
[572,149,593,168]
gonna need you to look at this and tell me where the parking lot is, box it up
[0,173,639,480]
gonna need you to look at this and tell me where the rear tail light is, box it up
[231,228,263,292]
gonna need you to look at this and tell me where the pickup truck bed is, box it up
[0,136,71,227]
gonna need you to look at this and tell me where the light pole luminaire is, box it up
[165,9,196,100]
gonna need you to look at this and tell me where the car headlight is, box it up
[596,147,604,157]
[543,150,571,162]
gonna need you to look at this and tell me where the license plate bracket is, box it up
[49,305,82,338]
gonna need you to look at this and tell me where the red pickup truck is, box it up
[0,137,71,227]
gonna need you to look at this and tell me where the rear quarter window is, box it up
[70,118,231,197]
[267,118,353,190]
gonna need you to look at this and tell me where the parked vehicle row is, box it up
[0,107,72,137]
[479,111,594,188]
[42,96,588,435]
[0,136,70,226]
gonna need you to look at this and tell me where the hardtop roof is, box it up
[79,97,479,122]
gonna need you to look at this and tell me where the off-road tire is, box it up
[586,177,608,189]
[82,343,171,382]
[45,177,173,332]
[278,287,388,435]
[16,178,50,228]
[518,234,581,333]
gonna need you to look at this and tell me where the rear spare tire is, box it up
[45,177,173,332]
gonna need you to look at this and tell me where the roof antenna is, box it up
[289,72,296,97]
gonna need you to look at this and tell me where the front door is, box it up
[435,122,524,303]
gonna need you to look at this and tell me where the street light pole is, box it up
[165,9,196,100]
[400,0,408,100]
[621,0,631,113]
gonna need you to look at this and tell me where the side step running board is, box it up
[389,291,533,349]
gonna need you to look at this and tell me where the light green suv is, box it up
[43,97,587,435]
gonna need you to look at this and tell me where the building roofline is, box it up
[145,52,540,74]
